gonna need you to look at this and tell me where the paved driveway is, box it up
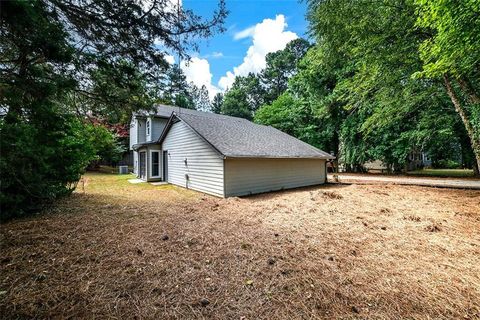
[328,173,480,190]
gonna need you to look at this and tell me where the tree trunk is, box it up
[443,74,480,175]
[333,126,340,173]
[457,77,480,104]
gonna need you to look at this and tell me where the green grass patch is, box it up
[77,171,155,193]
[75,171,197,200]
[407,169,474,178]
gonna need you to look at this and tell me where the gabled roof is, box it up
[149,105,334,160]
[136,104,246,121]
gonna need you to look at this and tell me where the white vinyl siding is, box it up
[129,118,137,150]
[224,158,326,197]
[151,118,168,141]
[162,121,224,196]
[137,119,146,143]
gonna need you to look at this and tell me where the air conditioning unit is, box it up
[119,165,129,174]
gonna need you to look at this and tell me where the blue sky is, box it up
[177,0,309,97]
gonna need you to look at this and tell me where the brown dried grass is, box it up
[1,172,480,319]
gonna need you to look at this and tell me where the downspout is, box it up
[325,160,328,184]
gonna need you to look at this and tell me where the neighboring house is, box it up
[349,151,432,173]
[406,150,432,171]
[130,105,334,197]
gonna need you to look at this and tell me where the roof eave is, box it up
[223,155,336,160]
[132,141,159,151]
[134,114,171,119]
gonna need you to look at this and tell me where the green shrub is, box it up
[0,114,96,220]
[87,124,126,167]
[435,159,461,169]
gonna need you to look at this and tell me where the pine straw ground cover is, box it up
[1,173,480,319]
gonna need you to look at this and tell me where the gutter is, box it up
[132,141,159,151]
[223,155,336,160]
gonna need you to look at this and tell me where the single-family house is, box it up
[130,105,334,197]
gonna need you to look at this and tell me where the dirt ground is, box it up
[329,173,480,190]
[1,173,480,319]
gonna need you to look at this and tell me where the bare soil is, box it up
[1,172,480,319]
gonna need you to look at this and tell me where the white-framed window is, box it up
[150,150,160,178]
[146,119,150,136]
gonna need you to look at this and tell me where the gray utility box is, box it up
[118,166,129,174]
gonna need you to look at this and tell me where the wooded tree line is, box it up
[215,0,480,175]
[0,0,227,218]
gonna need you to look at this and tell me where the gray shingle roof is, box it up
[147,105,333,159]
[139,104,246,121]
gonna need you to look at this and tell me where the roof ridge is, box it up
[154,104,250,121]
[176,111,249,122]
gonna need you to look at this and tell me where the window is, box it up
[146,120,150,136]
[151,151,160,177]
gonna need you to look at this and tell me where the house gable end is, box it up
[158,113,225,159]
[161,119,225,197]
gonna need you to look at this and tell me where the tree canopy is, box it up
[252,0,479,174]
[220,38,311,119]
[0,0,227,218]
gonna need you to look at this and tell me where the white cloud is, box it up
[141,0,181,13]
[164,54,175,64]
[181,57,219,100]
[210,51,224,58]
[202,51,224,59]
[152,0,182,46]
[234,26,256,40]
[166,0,182,13]
[163,54,219,100]
[218,71,236,92]
[218,14,298,90]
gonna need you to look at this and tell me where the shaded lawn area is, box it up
[407,168,475,178]
[1,172,479,319]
